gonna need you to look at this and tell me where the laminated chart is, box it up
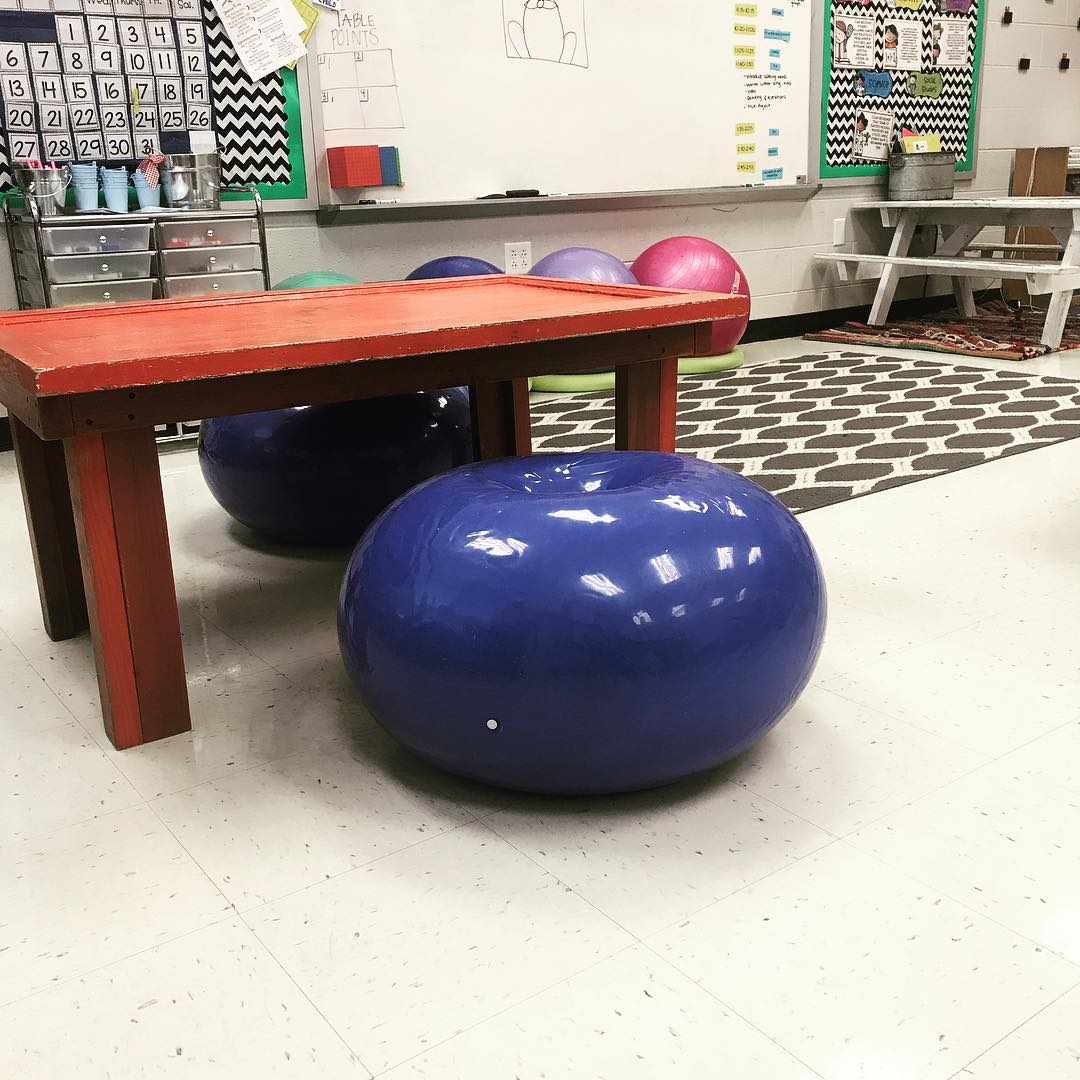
[0,0,298,192]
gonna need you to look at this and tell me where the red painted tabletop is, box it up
[0,276,748,398]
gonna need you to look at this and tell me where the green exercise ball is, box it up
[273,271,359,290]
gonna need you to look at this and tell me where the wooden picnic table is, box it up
[816,197,1080,347]
[0,274,747,749]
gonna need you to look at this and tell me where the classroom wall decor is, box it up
[0,0,307,201]
[821,0,986,179]
[311,0,815,208]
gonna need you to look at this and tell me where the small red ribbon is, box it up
[137,153,166,188]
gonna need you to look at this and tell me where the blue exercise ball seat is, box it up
[199,389,472,546]
[406,256,503,280]
[338,452,826,794]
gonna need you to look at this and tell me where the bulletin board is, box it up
[820,0,985,179]
[0,0,309,203]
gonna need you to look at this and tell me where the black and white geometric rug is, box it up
[530,353,1080,513]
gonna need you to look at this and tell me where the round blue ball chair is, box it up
[406,256,503,280]
[338,452,826,794]
[199,389,472,546]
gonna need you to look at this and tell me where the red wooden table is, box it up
[0,275,747,750]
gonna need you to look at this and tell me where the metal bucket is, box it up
[888,151,956,201]
[161,152,221,210]
[14,165,70,217]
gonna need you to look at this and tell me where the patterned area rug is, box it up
[805,300,1080,362]
[530,353,1080,512]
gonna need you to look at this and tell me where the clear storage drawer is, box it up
[15,223,152,255]
[161,245,262,275]
[159,219,258,249]
[163,271,265,298]
[18,251,155,283]
[21,277,157,308]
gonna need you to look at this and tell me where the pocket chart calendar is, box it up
[0,0,304,197]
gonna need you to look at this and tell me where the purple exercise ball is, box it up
[529,246,638,286]
[631,236,751,354]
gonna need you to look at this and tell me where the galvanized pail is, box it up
[887,151,956,201]
[161,152,221,210]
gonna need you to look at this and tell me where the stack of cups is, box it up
[100,165,130,213]
[69,161,99,211]
[132,167,161,209]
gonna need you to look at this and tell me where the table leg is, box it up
[65,428,190,750]
[953,278,978,318]
[1041,220,1080,349]
[615,356,678,452]
[469,377,532,459]
[11,418,88,642]
[869,211,919,327]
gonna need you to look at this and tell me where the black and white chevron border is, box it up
[826,0,980,169]
[203,0,292,186]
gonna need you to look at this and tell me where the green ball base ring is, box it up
[530,348,744,394]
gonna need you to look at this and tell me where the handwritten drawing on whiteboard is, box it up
[318,48,403,130]
[504,0,588,68]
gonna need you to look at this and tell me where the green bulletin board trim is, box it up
[222,67,308,203]
[819,0,986,180]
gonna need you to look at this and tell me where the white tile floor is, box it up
[2,337,1080,1078]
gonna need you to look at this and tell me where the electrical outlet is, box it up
[832,218,847,246]
[505,241,532,274]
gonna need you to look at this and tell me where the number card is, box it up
[181,50,205,76]
[145,20,174,48]
[156,76,181,104]
[1,73,32,100]
[123,48,151,74]
[69,102,100,129]
[177,21,204,49]
[151,49,179,76]
[131,105,157,130]
[134,133,159,156]
[87,17,118,44]
[96,74,125,102]
[4,102,34,130]
[104,132,133,157]
[128,76,154,103]
[142,0,173,14]
[118,19,147,47]
[185,103,210,129]
[8,133,39,160]
[62,47,90,73]
[44,131,74,160]
[158,105,184,129]
[91,44,121,73]
[34,74,64,102]
[101,105,129,130]
[29,44,60,73]
[64,75,94,101]
[0,42,27,71]
[39,103,68,131]
[75,131,105,159]
[185,78,208,103]
[56,17,87,45]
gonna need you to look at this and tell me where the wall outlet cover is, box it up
[505,241,532,274]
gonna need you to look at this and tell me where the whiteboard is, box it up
[310,0,813,206]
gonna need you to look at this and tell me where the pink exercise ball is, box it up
[631,237,751,355]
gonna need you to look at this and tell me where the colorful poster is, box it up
[853,106,894,160]
[882,16,922,71]
[832,13,874,68]
[932,17,970,67]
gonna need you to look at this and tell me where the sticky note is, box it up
[894,0,921,8]
[768,147,779,157]
[733,22,756,35]
[763,167,783,181]
[768,128,780,136]
[736,143,756,154]
[737,161,756,173]
[734,3,757,14]
[771,7,784,16]
[770,62,781,70]
[735,58,755,69]
[768,47,781,57]
[763,28,790,41]
[736,122,756,135]
[734,45,756,56]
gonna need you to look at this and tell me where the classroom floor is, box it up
[3,337,1080,1079]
